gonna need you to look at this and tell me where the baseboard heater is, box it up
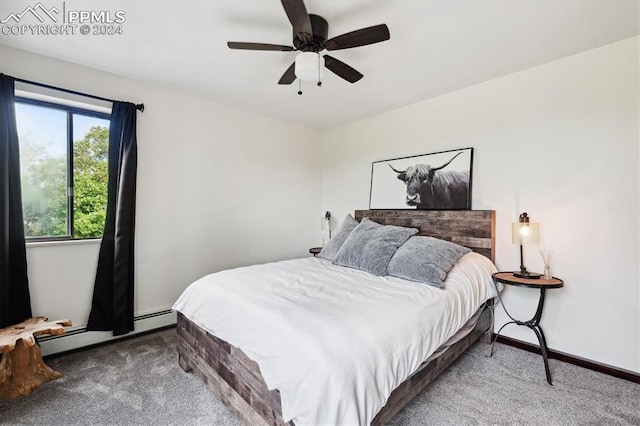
[38,308,177,357]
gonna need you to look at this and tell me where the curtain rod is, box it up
[10,75,144,112]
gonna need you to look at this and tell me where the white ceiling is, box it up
[1,1,638,130]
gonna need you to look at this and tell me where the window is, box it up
[15,97,110,240]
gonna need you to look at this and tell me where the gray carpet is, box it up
[1,329,638,425]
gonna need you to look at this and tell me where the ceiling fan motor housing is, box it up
[293,14,328,52]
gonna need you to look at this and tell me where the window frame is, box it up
[16,96,111,242]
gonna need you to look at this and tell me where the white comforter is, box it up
[173,252,498,426]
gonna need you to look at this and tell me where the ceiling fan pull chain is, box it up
[298,79,303,95]
[317,55,322,87]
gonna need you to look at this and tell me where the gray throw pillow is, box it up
[333,218,418,276]
[318,214,359,261]
[387,236,471,289]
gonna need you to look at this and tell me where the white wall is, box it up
[0,46,322,338]
[320,37,639,373]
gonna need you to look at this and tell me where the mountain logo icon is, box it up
[1,2,60,24]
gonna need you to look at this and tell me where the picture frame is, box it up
[369,147,473,210]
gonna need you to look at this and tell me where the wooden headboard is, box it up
[355,210,495,263]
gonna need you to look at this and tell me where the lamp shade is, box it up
[512,221,539,245]
[295,52,324,82]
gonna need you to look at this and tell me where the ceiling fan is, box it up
[227,0,390,89]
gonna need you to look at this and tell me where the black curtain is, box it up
[0,74,32,328]
[87,102,138,336]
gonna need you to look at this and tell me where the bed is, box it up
[174,209,496,425]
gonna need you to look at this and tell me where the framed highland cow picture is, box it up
[369,147,473,210]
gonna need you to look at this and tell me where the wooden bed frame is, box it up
[177,209,495,425]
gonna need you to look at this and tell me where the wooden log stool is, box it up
[0,317,72,399]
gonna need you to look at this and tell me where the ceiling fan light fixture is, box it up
[295,52,324,82]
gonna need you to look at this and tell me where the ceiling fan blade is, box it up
[323,55,363,83]
[324,24,390,51]
[227,42,295,51]
[281,0,313,37]
[278,62,297,85]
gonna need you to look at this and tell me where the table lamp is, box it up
[321,211,332,246]
[512,212,541,279]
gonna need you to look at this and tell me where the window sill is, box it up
[26,239,102,248]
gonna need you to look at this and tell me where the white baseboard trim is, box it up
[39,308,177,356]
